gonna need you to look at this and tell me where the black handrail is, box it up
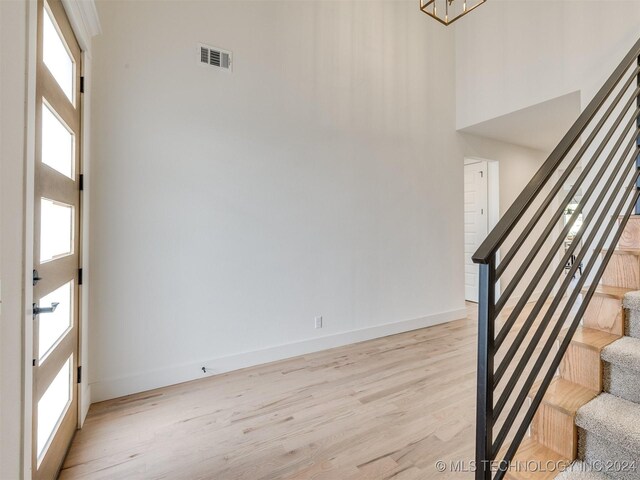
[473,35,640,480]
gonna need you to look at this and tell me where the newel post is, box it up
[475,255,495,480]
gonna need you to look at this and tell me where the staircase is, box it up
[505,217,640,479]
[472,36,640,480]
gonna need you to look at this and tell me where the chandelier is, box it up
[420,0,486,25]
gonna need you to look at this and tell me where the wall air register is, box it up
[199,44,232,72]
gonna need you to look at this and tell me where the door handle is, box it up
[33,302,59,316]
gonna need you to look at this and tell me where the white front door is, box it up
[464,161,489,302]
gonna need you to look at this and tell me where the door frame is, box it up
[464,157,501,300]
[22,1,99,477]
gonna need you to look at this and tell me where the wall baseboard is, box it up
[90,307,467,402]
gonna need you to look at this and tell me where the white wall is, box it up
[456,0,640,129]
[1,1,28,477]
[88,0,466,401]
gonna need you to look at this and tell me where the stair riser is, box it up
[560,344,602,392]
[618,218,640,250]
[603,362,640,404]
[584,295,625,337]
[531,404,576,459]
[601,254,640,290]
[578,428,639,480]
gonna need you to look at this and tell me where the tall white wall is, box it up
[1,1,28,477]
[456,0,640,129]
[88,0,466,401]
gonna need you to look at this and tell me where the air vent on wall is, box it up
[199,44,232,72]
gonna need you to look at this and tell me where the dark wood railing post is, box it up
[476,256,495,480]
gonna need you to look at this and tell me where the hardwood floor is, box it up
[61,306,482,480]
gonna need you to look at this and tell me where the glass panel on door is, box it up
[41,103,74,178]
[37,356,72,461]
[40,198,74,263]
[38,281,73,361]
[42,4,74,102]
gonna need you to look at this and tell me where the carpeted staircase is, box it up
[557,291,640,479]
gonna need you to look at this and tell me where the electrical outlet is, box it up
[315,316,323,329]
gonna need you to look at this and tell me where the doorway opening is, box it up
[464,158,500,302]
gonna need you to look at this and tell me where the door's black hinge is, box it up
[78,268,83,286]
[77,366,82,383]
[80,76,85,94]
[79,173,84,191]
[32,359,36,367]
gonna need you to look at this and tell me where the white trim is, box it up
[487,160,501,296]
[23,1,39,477]
[90,308,467,402]
[78,52,92,426]
[61,0,101,54]
[58,0,99,428]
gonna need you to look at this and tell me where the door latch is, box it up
[33,302,59,317]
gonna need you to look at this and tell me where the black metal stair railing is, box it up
[473,36,640,480]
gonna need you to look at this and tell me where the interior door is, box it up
[32,0,82,478]
[464,161,488,302]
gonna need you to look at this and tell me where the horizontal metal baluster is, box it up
[474,38,640,265]
[494,188,640,475]
[493,122,640,358]
[495,75,640,280]
[493,145,639,406]
[494,99,640,317]
[492,167,640,452]
[495,120,640,350]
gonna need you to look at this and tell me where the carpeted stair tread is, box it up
[601,337,640,373]
[554,461,612,479]
[575,393,640,454]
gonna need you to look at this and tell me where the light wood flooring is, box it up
[60,305,483,479]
